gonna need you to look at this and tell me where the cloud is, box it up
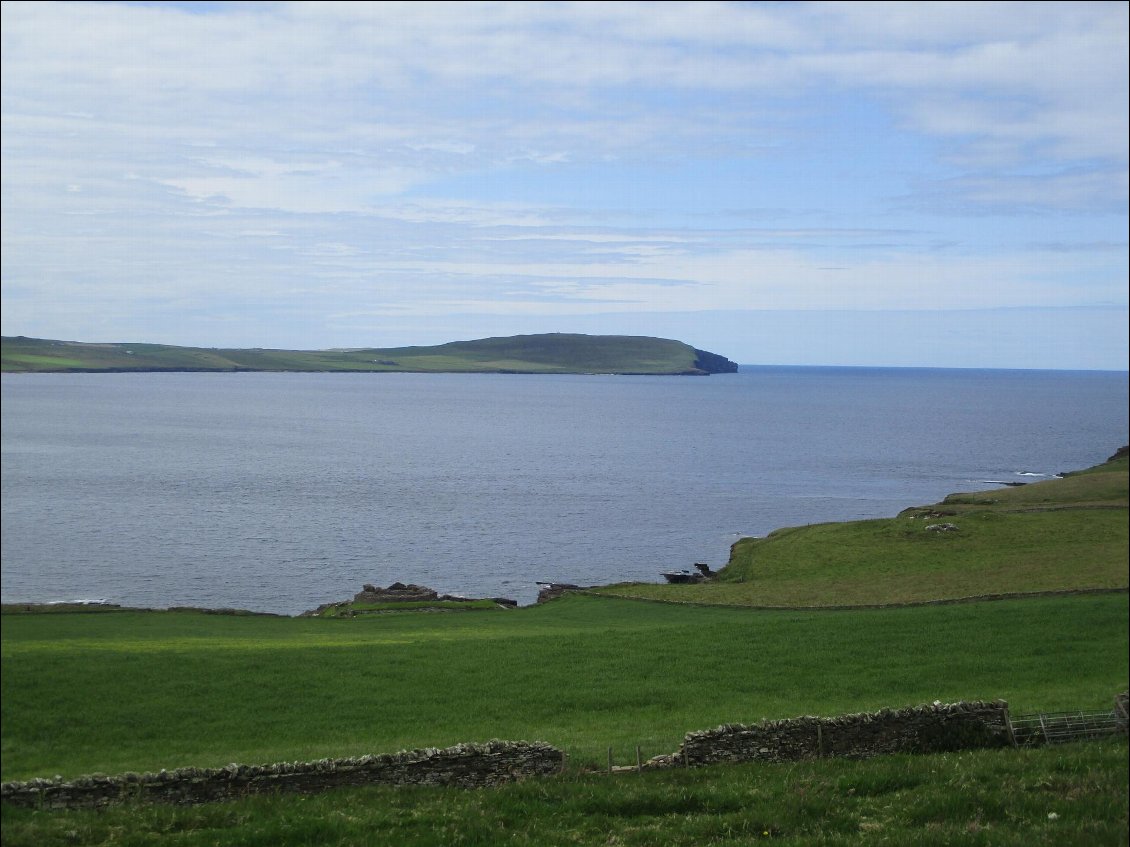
[905,167,1129,215]
[4,1,1124,170]
[1,1,1126,368]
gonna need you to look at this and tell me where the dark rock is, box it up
[536,583,584,603]
[662,570,706,583]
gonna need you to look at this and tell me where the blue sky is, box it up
[1,1,1126,369]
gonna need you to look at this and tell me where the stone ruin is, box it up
[354,582,441,603]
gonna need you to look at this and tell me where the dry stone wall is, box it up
[0,741,563,810]
[649,701,1013,769]
[6,698,1114,810]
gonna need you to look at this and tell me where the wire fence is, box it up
[558,740,682,774]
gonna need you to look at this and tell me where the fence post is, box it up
[607,747,613,774]
[636,746,642,774]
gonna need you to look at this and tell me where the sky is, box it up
[1,1,1127,369]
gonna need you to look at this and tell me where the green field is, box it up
[1,450,1126,845]
[0,333,737,375]
[2,593,1126,782]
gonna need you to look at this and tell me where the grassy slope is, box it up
[0,334,719,375]
[592,451,1128,607]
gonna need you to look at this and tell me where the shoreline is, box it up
[5,585,1128,619]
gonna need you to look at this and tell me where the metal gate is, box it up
[1009,709,1122,746]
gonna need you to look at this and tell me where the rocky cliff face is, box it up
[693,349,739,374]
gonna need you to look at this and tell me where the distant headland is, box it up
[0,333,739,376]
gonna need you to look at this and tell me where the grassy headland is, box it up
[0,333,738,375]
[592,448,1128,607]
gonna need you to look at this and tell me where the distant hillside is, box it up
[0,334,739,375]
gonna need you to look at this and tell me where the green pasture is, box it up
[938,453,1127,510]
[2,593,1126,783]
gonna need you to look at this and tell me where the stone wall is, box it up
[5,698,1112,810]
[0,741,563,810]
[648,701,1013,769]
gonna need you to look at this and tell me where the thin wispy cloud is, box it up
[1,0,1126,368]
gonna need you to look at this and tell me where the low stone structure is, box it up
[0,741,564,810]
[646,700,1013,769]
[354,582,439,603]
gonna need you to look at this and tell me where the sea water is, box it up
[2,367,1126,612]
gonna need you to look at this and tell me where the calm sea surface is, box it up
[2,368,1127,612]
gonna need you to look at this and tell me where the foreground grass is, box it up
[3,740,1126,847]
[2,593,1126,782]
